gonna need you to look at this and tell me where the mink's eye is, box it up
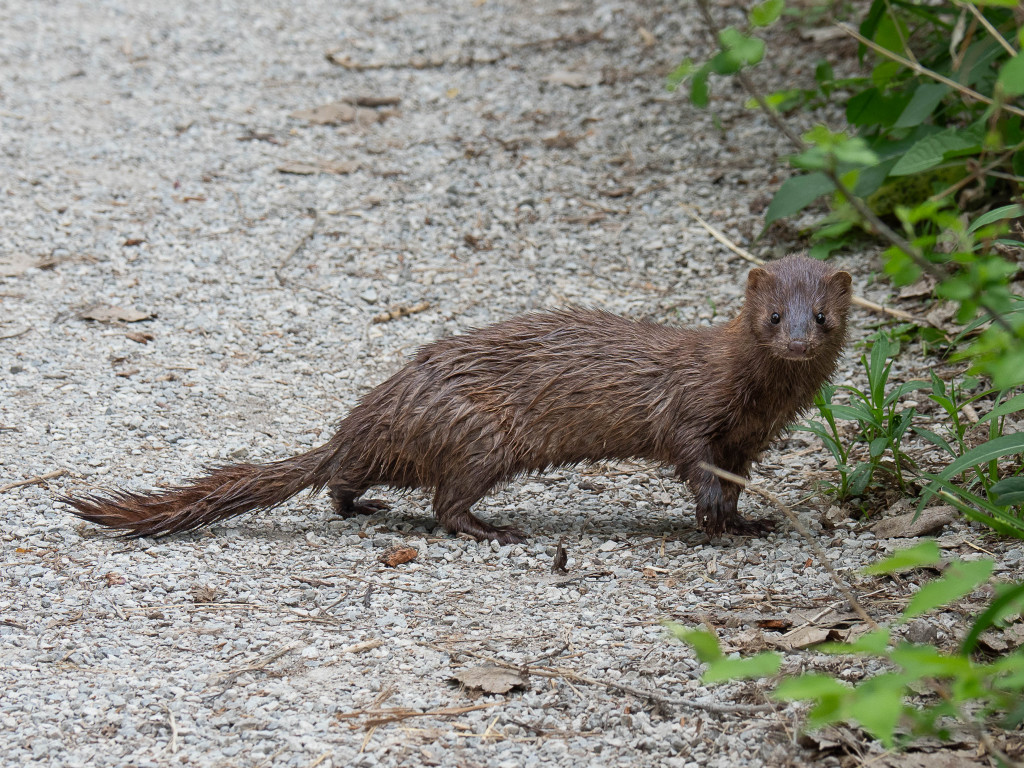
[815,312,826,325]
[770,313,781,325]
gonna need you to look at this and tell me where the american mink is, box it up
[63,255,852,544]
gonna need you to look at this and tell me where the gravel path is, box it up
[2,2,1021,767]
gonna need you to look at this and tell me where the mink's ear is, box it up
[746,266,773,295]
[828,270,853,297]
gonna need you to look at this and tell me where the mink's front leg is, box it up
[683,453,773,537]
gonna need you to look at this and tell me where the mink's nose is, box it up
[788,340,808,355]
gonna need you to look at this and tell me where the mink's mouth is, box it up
[776,347,816,362]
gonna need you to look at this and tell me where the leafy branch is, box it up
[689,0,1018,336]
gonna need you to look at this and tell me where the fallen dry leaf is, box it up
[125,331,154,344]
[897,275,937,300]
[80,305,153,323]
[191,585,219,602]
[600,186,633,198]
[277,159,360,176]
[542,130,588,149]
[0,253,37,277]
[772,626,830,650]
[452,666,528,694]
[290,101,357,124]
[543,70,601,88]
[290,100,394,126]
[722,628,769,654]
[875,750,985,768]
[378,545,418,567]
[871,505,958,539]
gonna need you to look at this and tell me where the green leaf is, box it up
[749,0,784,27]
[668,626,722,662]
[703,652,781,682]
[930,433,1024,486]
[869,435,889,458]
[863,541,941,575]
[913,426,956,458]
[963,582,1024,654]
[829,403,883,428]
[833,137,879,167]
[690,69,710,108]
[998,52,1024,98]
[969,204,1024,234]
[846,87,910,128]
[893,84,949,129]
[872,11,910,57]
[882,246,922,285]
[979,392,1024,424]
[924,479,1024,539]
[773,673,850,701]
[990,477,1024,506]
[904,559,994,618]
[889,643,971,677]
[848,675,907,747]
[815,60,833,85]
[717,28,765,68]
[890,131,980,176]
[765,172,835,224]
[666,58,697,90]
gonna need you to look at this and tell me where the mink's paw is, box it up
[722,515,774,537]
[331,496,390,519]
[444,513,528,544]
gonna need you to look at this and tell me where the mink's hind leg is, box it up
[328,482,390,519]
[432,480,526,544]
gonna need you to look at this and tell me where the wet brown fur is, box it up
[63,255,852,543]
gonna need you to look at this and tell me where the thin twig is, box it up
[276,209,320,286]
[212,639,304,685]
[0,327,30,341]
[679,204,930,325]
[699,462,879,630]
[1,469,68,493]
[164,705,179,754]
[835,22,1024,119]
[427,643,775,715]
[953,0,1016,57]
[929,148,1023,203]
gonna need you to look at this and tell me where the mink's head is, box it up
[742,255,852,363]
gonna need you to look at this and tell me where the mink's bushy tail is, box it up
[61,442,338,537]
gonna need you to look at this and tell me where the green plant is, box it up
[669,542,1024,753]
[798,383,858,499]
[799,335,928,501]
[673,0,1024,390]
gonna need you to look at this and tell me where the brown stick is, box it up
[0,469,68,494]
